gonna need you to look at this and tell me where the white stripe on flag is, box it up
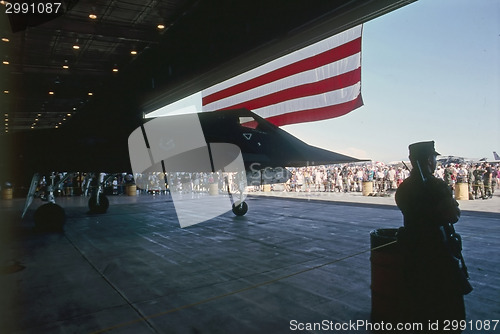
[254,82,361,119]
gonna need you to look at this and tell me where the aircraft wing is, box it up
[198,109,364,169]
[129,108,364,184]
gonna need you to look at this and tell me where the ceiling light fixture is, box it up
[73,45,80,50]
[157,24,165,30]
[2,61,9,65]
[130,50,137,55]
[49,91,54,95]
[3,90,8,94]
[89,13,97,20]
[62,65,69,69]
[1,38,9,42]
[88,92,93,96]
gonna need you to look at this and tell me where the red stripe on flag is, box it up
[202,37,361,106]
[266,94,364,127]
[215,68,361,111]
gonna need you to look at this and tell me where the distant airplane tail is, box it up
[494,151,500,160]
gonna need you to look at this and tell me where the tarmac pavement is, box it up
[0,188,498,333]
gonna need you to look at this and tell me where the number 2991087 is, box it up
[443,320,498,332]
[4,2,62,14]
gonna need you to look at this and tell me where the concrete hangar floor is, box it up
[1,191,499,333]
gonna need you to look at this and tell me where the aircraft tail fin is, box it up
[493,151,500,160]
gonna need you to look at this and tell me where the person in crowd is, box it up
[387,166,396,190]
[296,170,303,192]
[314,168,323,191]
[467,164,475,200]
[444,164,455,191]
[491,165,497,194]
[435,165,444,180]
[496,166,500,190]
[375,167,385,192]
[456,164,468,183]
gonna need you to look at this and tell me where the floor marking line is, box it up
[91,240,397,333]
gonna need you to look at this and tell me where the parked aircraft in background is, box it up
[437,152,500,166]
[488,151,500,163]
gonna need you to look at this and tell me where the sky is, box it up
[282,0,500,163]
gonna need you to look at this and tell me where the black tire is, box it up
[232,201,248,216]
[88,194,109,213]
[34,203,65,232]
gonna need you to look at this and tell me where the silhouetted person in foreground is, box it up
[395,141,472,333]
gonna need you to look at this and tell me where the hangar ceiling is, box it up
[0,0,416,134]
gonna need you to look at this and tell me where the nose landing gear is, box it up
[232,201,248,216]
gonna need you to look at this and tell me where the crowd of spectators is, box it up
[275,162,499,199]
[20,162,499,200]
[280,164,406,193]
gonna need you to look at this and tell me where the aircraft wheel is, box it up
[88,194,109,213]
[34,203,65,232]
[232,201,248,216]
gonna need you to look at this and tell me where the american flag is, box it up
[202,25,363,126]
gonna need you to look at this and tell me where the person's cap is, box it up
[408,141,440,159]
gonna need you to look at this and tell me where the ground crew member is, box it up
[473,164,485,199]
[483,163,492,199]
